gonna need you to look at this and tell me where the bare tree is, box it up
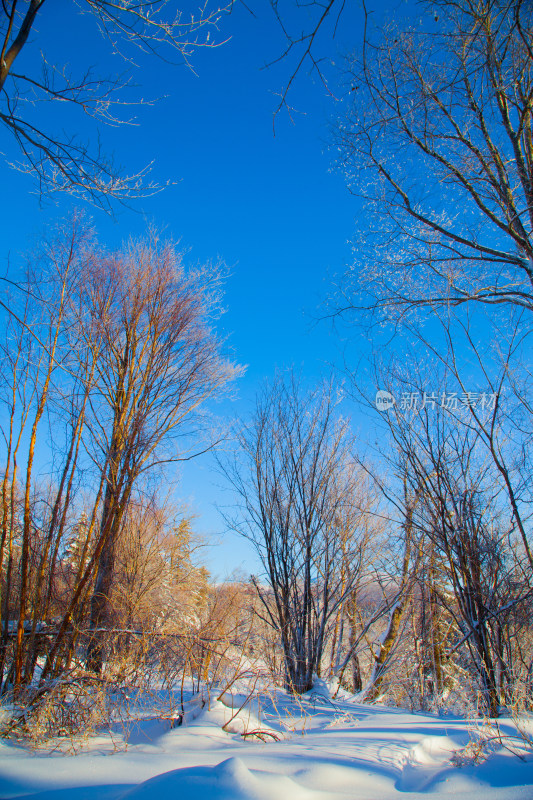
[373,372,530,716]
[330,2,533,608]
[72,234,240,673]
[221,374,369,694]
[333,0,533,321]
[0,218,95,690]
[0,219,241,689]
[0,0,230,207]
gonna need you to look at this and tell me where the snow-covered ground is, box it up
[1,682,533,800]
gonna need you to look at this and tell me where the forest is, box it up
[0,2,533,799]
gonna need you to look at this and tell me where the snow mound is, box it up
[397,734,467,792]
[409,735,464,767]
[120,756,314,800]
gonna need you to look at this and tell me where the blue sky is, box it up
[0,0,397,577]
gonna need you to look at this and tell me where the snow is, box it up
[1,683,533,800]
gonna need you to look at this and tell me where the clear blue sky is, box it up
[0,0,401,578]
